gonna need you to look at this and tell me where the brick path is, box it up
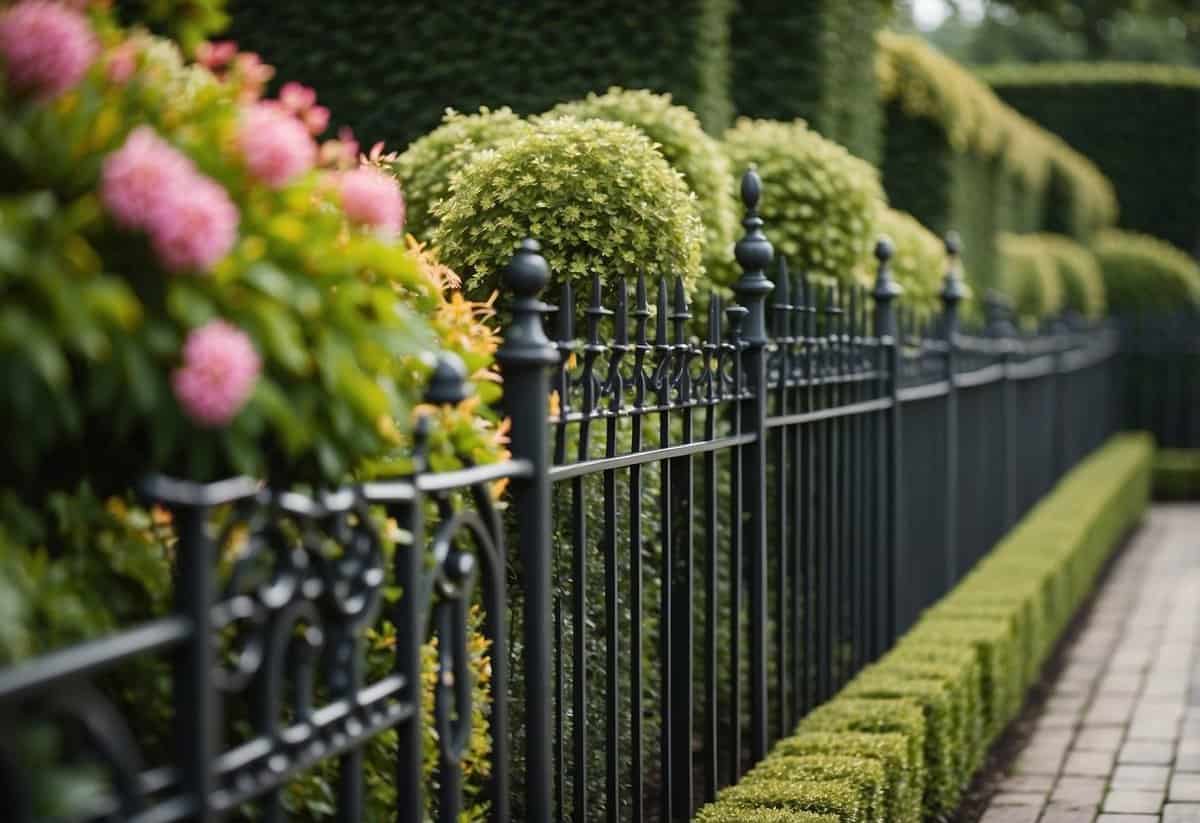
[981,505,1200,823]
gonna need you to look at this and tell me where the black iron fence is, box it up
[0,171,1129,823]
[1121,311,1200,449]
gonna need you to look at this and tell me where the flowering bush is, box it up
[0,1,502,497]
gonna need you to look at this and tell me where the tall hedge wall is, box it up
[224,0,735,148]
[876,34,1117,292]
[730,0,884,165]
[983,63,1200,257]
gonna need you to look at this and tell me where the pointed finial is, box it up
[872,235,902,302]
[503,238,550,297]
[941,231,967,305]
[425,351,471,406]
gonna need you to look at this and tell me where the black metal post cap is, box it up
[425,351,471,406]
[944,231,962,257]
[503,238,550,297]
[875,236,895,263]
[741,167,762,211]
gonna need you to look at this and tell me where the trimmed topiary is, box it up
[432,116,705,298]
[1093,229,1200,316]
[717,778,865,822]
[389,107,532,241]
[546,88,738,280]
[722,118,882,287]
[695,806,839,823]
[997,233,1065,326]
[1033,234,1106,319]
[772,733,913,823]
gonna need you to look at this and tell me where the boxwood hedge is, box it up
[695,433,1152,823]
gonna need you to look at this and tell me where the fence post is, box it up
[940,232,966,590]
[496,239,557,823]
[871,237,902,650]
[985,291,1018,531]
[732,168,774,763]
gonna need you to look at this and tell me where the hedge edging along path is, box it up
[696,432,1153,823]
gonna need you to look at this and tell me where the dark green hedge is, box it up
[697,432,1153,823]
[984,63,1200,256]
[1154,449,1200,500]
[224,0,735,149]
[730,0,883,165]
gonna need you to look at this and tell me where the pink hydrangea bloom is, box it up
[0,1,98,99]
[303,104,330,136]
[195,39,237,71]
[238,102,316,189]
[339,166,404,235]
[105,41,137,85]
[101,126,197,230]
[149,174,239,272]
[172,320,261,427]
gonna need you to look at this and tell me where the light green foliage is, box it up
[997,233,1065,326]
[746,756,886,823]
[706,435,1153,823]
[695,806,838,823]
[871,207,951,311]
[547,88,738,279]
[389,107,532,240]
[722,118,882,287]
[1093,230,1200,315]
[717,778,864,822]
[433,116,705,297]
[1030,234,1106,318]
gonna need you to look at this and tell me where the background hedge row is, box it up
[983,63,1200,257]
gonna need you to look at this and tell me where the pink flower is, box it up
[195,40,237,71]
[303,104,329,136]
[101,126,196,230]
[339,166,404,235]
[149,174,239,273]
[105,41,137,85]
[172,320,261,427]
[279,81,316,113]
[0,1,98,99]
[238,102,316,188]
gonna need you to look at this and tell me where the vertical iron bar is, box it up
[654,277,674,823]
[630,273,649,823]
[731,169,774,764]
[702,296,721,803]
[726,303,747,782]
[871,239,902,648]
[772,258,792,742]
[940,234,965,591]
[497,240,557,823]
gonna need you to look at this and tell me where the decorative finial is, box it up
[425,351,471,406]
[941,231,967,305]
[503,238,550,298]
[741,166,762,212]
[872,234,902,301]
[735,168,774,276]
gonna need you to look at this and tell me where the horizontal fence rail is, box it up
[0,170,1152,823]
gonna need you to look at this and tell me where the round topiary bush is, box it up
[1093,229,1200,315]
[432,115,705,297]
[1030,233,1106,320]
[389,106,532,240]
[997,233,1065,326]
[546,87,738,281]
[722,118,882,287]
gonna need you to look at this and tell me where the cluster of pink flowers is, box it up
[172,320,261,427]
[339,166,405,236]
[238,102,317,189]
[0,0,97,100]
[279,81,329,136]
[102,126,238,273]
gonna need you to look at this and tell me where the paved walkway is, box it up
[982,505,1200,823]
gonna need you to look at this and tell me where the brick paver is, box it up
[980,506,1200,823]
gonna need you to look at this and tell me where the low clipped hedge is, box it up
[698,433,1152,823]
[997,233,1065,327]
[1094,229,1200,316]
[1154,449,1200,500]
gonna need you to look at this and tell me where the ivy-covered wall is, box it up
[984,63,1200,257]
[730,0,884,165]
[224,0,736,149]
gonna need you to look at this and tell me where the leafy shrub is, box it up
[388,107,532,241]
[1093,229,1200,316]
[1154,449,1200,500]
[716,778,864,822]
[1032,234,1105,319]
[996,233,1065,326]
[722,118,882,286]
[432,116,705,297]
[984,63,1200,254]
[700,433,1152,823]
[744,756,887,823]
[547,87,737,280]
